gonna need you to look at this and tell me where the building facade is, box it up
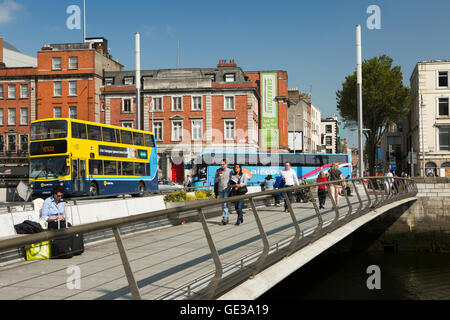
[321,115,339,154]
[409,60,450,177]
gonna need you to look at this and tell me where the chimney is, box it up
[217,58,237,68]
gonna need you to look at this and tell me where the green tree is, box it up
[336,55,410,176]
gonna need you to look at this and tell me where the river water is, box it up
[260,251,450,300]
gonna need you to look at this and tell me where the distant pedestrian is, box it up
[184,175,193,189]
[261,174,276,205]
[327,162,344,206]
[316,172,327,209]
[228,163,248,226]
[384,169,394,194]
[279,162,300,212]
[273,175,284,206]
[215,160,232,225]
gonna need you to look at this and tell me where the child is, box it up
[317,172,327,209]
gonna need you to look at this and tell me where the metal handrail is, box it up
[0,176,417,300]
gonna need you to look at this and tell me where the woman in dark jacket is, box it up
[228,164,248,225]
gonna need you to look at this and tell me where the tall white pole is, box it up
[83,0,86,42]
[135,32,141,130]
[420,94,425,176]
[356,25,364,178]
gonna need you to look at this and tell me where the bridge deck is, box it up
[0,194,370,300]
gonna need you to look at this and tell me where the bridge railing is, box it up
[0,177,417,300]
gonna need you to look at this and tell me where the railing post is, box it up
[368,178,380,208]
[361,178,373,210]
[341,181,353,222]
[112,227,141,300]
[352,180,364,214]
[248,198,269,277]
[283,189,302,256]
[309,189,323,240]
[194,208,222,300]
[327,183,340,227]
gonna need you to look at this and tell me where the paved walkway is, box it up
[0,193,371,300]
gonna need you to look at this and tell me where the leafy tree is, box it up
[336,55,410,176]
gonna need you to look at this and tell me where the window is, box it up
[0,136,4,152]
[53,107,62,118]
[172,97,182,111]
[224,120,235,140]
[152,97,162,111]
[152,121,163,141]
[105,77,114,86]
[8,85,16,99]
[89,159,103,175]
[20,108,28,125]
[438,98,449,117]
[7,135,16,152]
[192,120,203,141]
[19,134,28,153]
[120,130,133,145]
[69,106,77,119]
[326,125,332,133]
[439,127,450,151]
[133,132,144,146]
[224,96,235,110]
[87,124,102,141]
[135,163,145,176]
[8,109,16,125]
[69,81,77,96]
[69,57,78,69]
[102,127,116,143]
[123,77,134,85]
[326,136,332,145]
[144,134,155,147]
[20,84,28,98]
[171,121,183,141]
[0,109,3,125]
[104,161,117,175]
[225,73,235,82]
[72,122,87,139]
[326,148,333,154]
[192,96,202,110]
[0,85,3,99]
[54,81,62,96]
[52,57,62,70]
[438,71,449,88]
[205,73,215,82]
[122,99,132,112]
[122,121,133,129]
[121,162,134,176]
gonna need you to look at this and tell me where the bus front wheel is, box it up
[89,182,99,197]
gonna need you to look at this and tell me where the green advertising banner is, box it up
[261,72,278,149]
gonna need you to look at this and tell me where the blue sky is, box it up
[1,0,450,148]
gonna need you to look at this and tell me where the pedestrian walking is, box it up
[273,175,284,206]
[228,163,248,226]
[214,159,232,225]
[261,174,276,205]
[327,162,344,206]
[316,172,327,209]
[279,162,299,212]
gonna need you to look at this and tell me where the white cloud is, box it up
[0,0,20,24]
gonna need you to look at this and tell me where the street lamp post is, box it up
[356,25,364,178]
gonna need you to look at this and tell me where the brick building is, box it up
[0,38,123,165]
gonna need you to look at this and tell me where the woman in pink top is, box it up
[316,171,327,209]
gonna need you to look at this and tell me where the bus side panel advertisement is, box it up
[98,145,148,159]
[261,72,279,149]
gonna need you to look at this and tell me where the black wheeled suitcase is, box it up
[72,233,84,256]
[50,217,73,259]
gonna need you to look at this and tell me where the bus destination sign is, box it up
[30,140,68,156]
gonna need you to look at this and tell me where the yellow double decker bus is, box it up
[29,118,158,197]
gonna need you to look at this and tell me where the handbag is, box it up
[25,241,51,260]
[231,175,248,196]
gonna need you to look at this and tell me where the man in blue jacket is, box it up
[273,175,285,207]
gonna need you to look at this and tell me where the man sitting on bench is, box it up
[41,185,71,230]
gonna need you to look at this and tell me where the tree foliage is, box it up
[336,55,410,175]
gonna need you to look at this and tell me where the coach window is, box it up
[145,163,150,176]
[122,162,134,176]
[72,122,87,139]
[102,127,116,143]
[89,159,103,175]
[133,132,144,146]
[120,130,133,145]
[87,125,102,141]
